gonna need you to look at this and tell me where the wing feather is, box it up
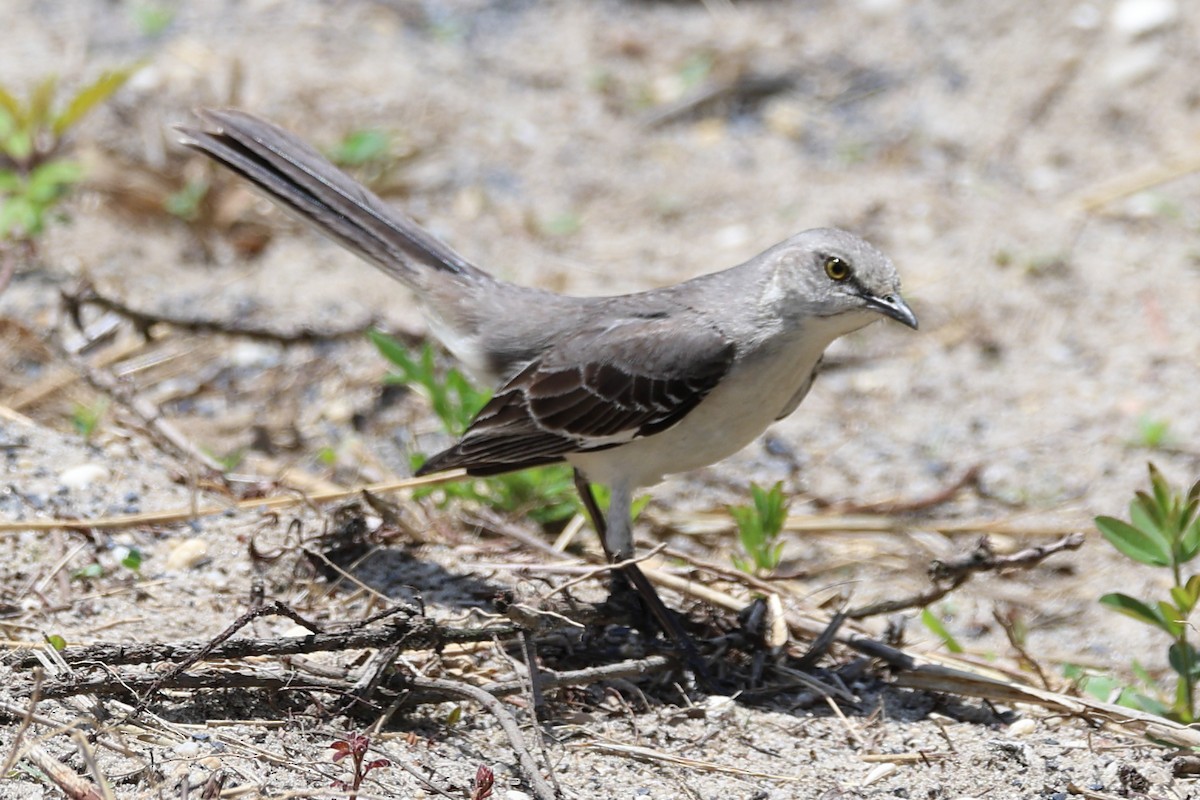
[416,315,735,476]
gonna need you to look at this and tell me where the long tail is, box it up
[177,108,490,287]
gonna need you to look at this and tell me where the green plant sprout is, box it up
[368,330,583,526]
[730,481,789,575]
[1135,415,1171,450]
[327,128,414,193]
[1096,463,1200,722]
[920,606,964,654]
[71,398,108,440]
[0,67,138,242]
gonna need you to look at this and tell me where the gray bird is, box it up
[179,109,917,676]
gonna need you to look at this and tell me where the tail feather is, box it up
[177,109,487,286]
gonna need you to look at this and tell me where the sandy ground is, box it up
[2,0,1200,797]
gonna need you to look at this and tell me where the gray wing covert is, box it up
[416,314,735,477]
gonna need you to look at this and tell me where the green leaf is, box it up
[28,159,82,202]
[164,179,208,220]
[131,4,175,36]
[1180,512,1200,562]
[1096,515,1171,566]
[0,85,23,128]
[3,129,32,162]
[121,548,144,571]
[0,195,40,238]
[1171,585,1196,615]
[330,129,390,167]
[1099,592,1175,633]
[1149,463,1172,519]
[52,65,140,136]
[1156,600,1185,638]
[769,541,786,569]
[368,328,417,372]
[45,633,67,650]
[1169,641,1200,679]
[920,607,963,653]
[1118,689,1171,717]
[1137,417,1170,449]
[72,563,104,580]
[1131,491,1164,532]
[538,211,582,237]
[27,75,57,131]
[752,481,788,538]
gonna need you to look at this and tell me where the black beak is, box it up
[866,292,918,330]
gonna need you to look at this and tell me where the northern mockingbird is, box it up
[180,110,917,672]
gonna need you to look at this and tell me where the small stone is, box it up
[59,463,110,490]
[165,538,209,570]
[1110,0,1176,38]
[862,762,898,786]
[713,224,750,250]
[763,99,807,139]
[1070,3,1102,29]
[1007,718,1037,737]
[229,341,281,369]
[857,0,905,15]
[703,694,736,721]
[1105,42,1164,87]
[173,740,201,758]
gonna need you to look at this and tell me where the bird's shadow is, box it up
[304,507,1009,729]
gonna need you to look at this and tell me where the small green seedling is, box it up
[71,399,108,440]
[369,330,487,436]
[0,67,138,242]
[328,128,413,192]
[329,129,391,168]
[1096,463,1200,722]
[1136,415,1171,450]
[920,606,964,654]
[730,481,789,575]
[370,331,583,526]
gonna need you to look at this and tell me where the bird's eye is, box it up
[824,256,851,281]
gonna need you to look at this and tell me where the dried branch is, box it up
[62,279,413,345]
[847,533,1084,620]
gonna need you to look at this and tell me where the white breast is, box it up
[568,324,834,489]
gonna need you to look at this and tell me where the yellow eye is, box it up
[824,256,851,281]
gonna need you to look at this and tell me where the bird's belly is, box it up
[569,334,825,488]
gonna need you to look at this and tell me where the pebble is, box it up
[857,0,905,15]
[1070,3,1102,30]
[763,99,807,139]
[59,463,111,490]
[1007,718,1037,736]
[1104,42,1164,87]
[1110,0,1177,38]
[713,224,750,250]
[703,694,736,721]
[229,341,282,369]
[173,740,202,758]
[862,762,898,786]
[165,538,210,570]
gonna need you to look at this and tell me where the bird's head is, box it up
[768,228,918,333]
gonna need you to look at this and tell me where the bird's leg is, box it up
[572,470,711,687]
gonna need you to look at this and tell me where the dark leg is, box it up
[572,470,712,689]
